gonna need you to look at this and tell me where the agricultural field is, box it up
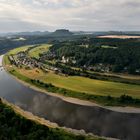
[28,44,51,58]
[98,35,140,39]
[13,67,140,98]
[8,45,33,55]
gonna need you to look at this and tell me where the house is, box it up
[61,56,69,64]
[136,69,140,73]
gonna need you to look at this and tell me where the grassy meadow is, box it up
[8,45,33,55]
[28,44,51,58]
[13,68,140,98]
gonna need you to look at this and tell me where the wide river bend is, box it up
[0,55,140,140]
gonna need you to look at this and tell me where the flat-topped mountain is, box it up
[51,29,73,36]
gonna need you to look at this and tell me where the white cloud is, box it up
[0,0,139,32]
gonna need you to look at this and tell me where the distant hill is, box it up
[73,31,93,35]
[0,29,73,37]
[51,29,73,36]
[16,31,50,36]
[1,30,140,37]
[0,31,50,37]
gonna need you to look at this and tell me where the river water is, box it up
[0,55,140,140]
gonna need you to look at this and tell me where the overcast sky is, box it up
[0,0,139,32]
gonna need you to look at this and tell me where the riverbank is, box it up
[1,98,104,140]
[2,54,140,113]
[0,54,113,140]
[2,54,140,139]
[8,72,140,113]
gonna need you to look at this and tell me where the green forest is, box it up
[49,37,140,74]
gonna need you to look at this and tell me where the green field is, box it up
[42,72,140,98]
[28,44,51,58]
[8,45,33,55]
[9,65,140,98]
[4,45,140,103]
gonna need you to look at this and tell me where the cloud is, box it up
[0,0,139,32]
[32,0,89,8]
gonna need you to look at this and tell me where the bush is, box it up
[119,94,133,103]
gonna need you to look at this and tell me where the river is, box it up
[0,55,140,140]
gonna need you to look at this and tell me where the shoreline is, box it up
[2,54,140,113]
[2,98,104,139]
[6,67,140,114]
[8,70,101,107]
[1,55,110,140]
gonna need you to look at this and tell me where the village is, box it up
[8,49,116,76]
[8,51,62,74]
[8,46,140,76]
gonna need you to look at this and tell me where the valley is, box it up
[4,39,140,107]
[1,1,140,139]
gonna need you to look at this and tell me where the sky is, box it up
[0,0,139,33]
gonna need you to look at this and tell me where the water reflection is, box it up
[0,55,140,139]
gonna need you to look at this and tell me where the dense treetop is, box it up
[49,37,140,74]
